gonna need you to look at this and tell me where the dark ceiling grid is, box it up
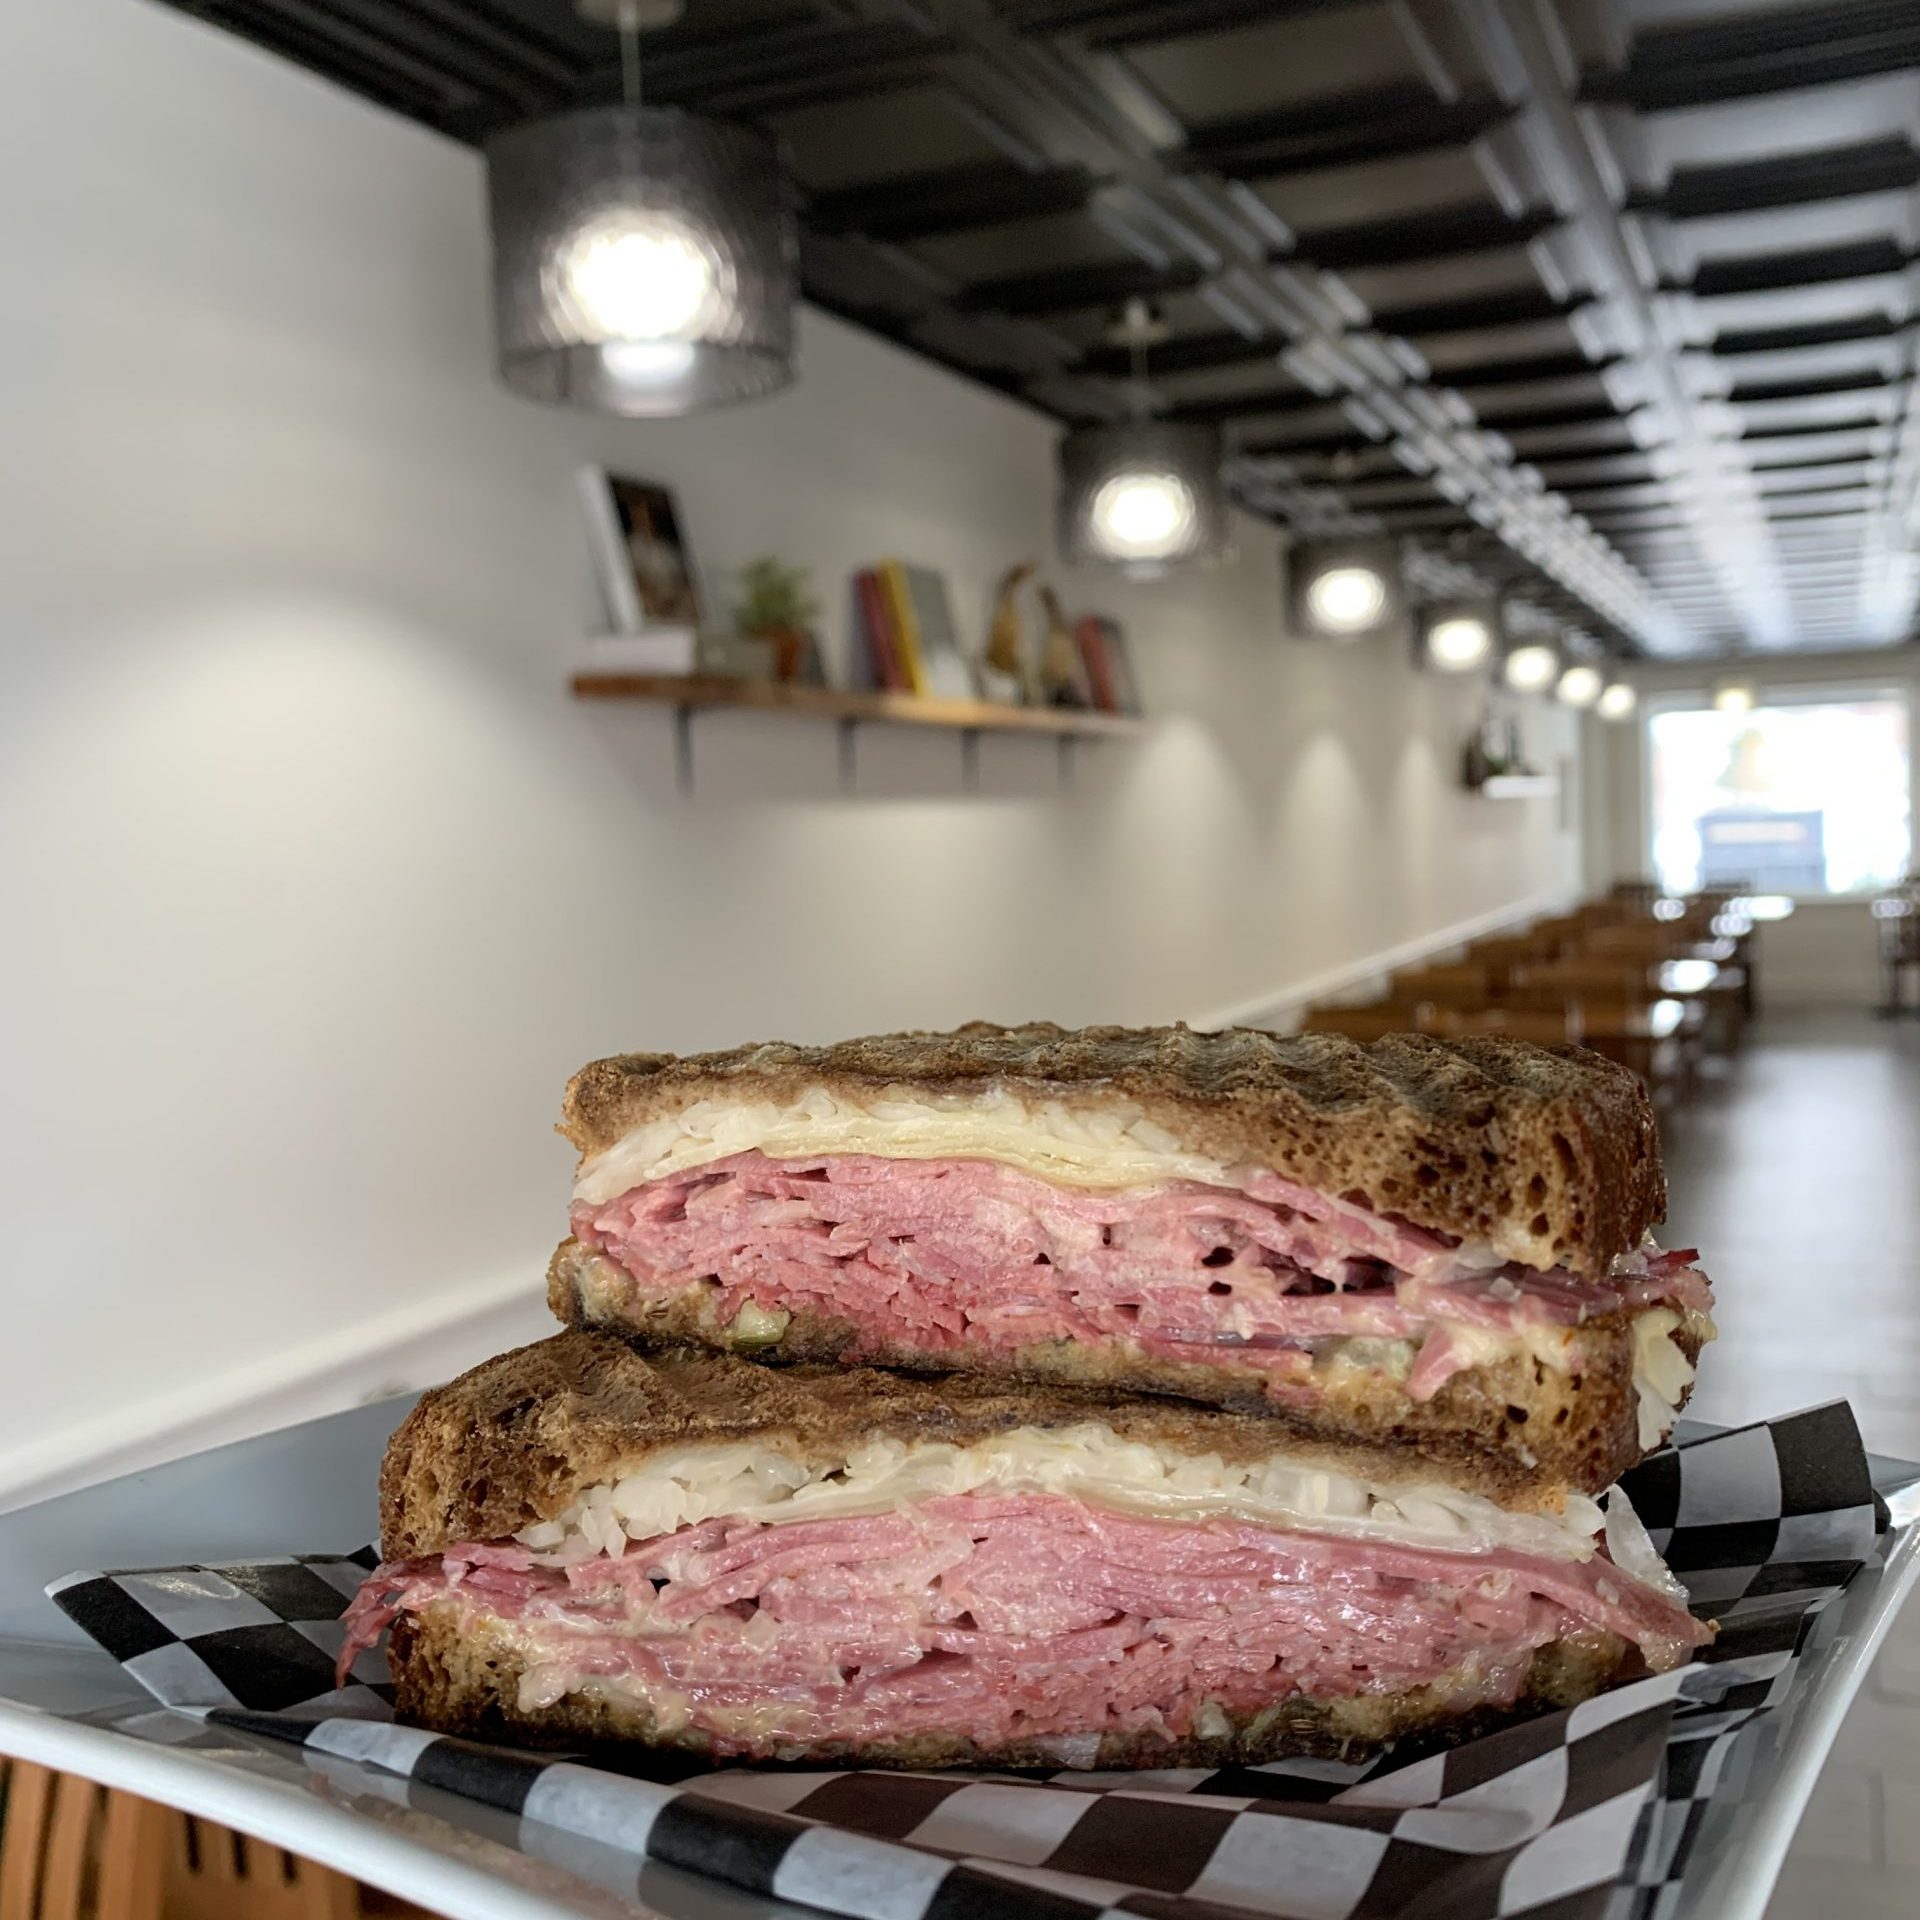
[152,0,1920,655]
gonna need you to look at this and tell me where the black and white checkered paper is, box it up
[49,1403,1883,1920]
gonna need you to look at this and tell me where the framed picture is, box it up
[577,468,702,634]
[608,477,700,626]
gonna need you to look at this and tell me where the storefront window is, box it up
[1647,695,1911,896]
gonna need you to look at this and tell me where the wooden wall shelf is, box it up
[570,673,1147,792]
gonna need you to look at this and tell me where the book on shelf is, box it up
[1074,616,1117,713]
[852,569,907,692]
[1073,616,1140,715]
[873,564,927,695]
[885,562,975,700]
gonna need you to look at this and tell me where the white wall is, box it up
[1584,648,1918,1005]
[0,0,1584,1506]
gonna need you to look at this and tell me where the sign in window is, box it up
[1648,696,1910,897]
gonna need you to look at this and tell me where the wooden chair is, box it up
[0,1761,163,1920]
[1574,997,1693,1105]
[1508,960,1659,1005]
[1416,1005,1580,1045]
[165,1814,358,1920]
[1388,963,1497,1008]
[1581,922,1685,961]
[1466,933,1559,973]
[0,1757,385,1920]
[1297,1002,1423,1041]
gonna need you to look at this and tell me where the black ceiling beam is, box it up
[1680,239,1914,300]
[1729,370,1905,405]
[1366,288,1587,338]
[1633,138,1920,222]
[1739,414,1890,442]
[1177,86,1512,183]
[956,257,1205,316]
[1166,385,1321,425]
[1236,427,1378,459]
[163,0,536,139]
[1289,203,1560,272]
[593,18,958,116]
[1444,349,1618,391]
[1751,457,1880,487]
[1368,504,1479,532]
[808,161,1096,242]
[1564,482,1676,509]
[1077,328,1281,378]
[1001,0,1335,49]
[1531,455,1659,486]
[1584,1,1920,112]
[1710,313,1908,356]
[1502,419,1647,457]
[1476,397,1635,432]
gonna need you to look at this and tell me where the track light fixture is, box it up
[1288,538,1403,640]
[1596,681,1638,721]
[1714,681,1756,715]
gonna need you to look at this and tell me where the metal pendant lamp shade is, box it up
[485,105,796,416]
[1057,420,1231,574]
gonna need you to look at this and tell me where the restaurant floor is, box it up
[1662,1008,1920,1919]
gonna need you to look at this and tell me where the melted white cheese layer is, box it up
[572,1086,1230,1207]
[514,1423,1612,1566]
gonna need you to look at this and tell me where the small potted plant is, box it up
[733,557,823,685]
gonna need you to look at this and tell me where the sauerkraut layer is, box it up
[511,1421,1620,1566]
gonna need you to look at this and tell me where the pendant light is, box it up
[484,0,796,416]
[1287,538,1404,640]
[1058,301,1231,574]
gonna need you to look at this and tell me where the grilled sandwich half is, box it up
[551,1024,1715,1506]
[342,1331,1710,1769]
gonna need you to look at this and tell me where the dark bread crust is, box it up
[547,1243,1705,1510]
[389,1603,1639,1768]
[560,1025,1665,1277]
[380,1326,1706,1558]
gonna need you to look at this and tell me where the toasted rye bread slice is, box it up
[380,1327,1693,1560]
[560,1026,1665,1278]
[389,1602,1639,1768]
[548,1242,1706,1509]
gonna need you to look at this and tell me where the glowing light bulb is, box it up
[1089,470,1195,561]
[1304,564,1388,634]
[1556,663,1603,708]
[1503,644,1558,692]
[1714,681,1755,715]
[556,210,722,340]
[1596,682,1637,721]
[599,339,699,389]
[1426,615,1492,670]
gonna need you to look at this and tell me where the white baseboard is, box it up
[0,1260,555,1518]
[1192,888,1578,1034]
